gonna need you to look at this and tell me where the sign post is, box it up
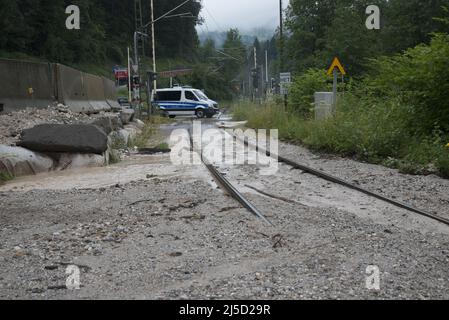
[279,72,291,108]
[327,57,346,111]
[333,68,338,111]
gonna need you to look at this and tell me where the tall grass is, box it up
[0,172,14,184]
[232,100,449,178]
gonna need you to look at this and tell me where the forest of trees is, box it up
[0,0,252,99]
[233,0,449,178]
[0,0,201,65]
[284,0,449,75]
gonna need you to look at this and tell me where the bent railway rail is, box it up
[232,133,449,227]
[188,128,273,226]
[186,120,449,228]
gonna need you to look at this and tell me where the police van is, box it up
[153,87,219,118]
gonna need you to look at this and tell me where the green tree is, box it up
[222,29,246,81]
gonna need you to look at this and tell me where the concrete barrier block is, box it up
[102,77,121,110]
[0,58,55,112]
[55,64,94,114]
[84,73,111,112]
[18,124,108,154]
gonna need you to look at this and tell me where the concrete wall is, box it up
[0,58,117,114]
[83,73,111,112]
[55,64,91,113]
[103,77,121,110]
[0,59,56,112]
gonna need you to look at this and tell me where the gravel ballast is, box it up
[1,119,448,300]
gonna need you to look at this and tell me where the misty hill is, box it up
[198,28,275,47]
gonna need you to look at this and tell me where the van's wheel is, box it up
[196,109,206,119]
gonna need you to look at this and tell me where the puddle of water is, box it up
[0,153,213,192]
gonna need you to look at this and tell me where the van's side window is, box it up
[156,91,181,101]
[185,91,198,101]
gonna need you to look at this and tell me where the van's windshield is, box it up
[194,90,208,101]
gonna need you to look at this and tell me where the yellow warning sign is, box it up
[327,57,346,76]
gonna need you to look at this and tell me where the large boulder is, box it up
[18,124,108,154]
[0,145,54,177]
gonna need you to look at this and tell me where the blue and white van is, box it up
[153,87,219,118]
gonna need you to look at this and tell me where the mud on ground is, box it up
[0,118,449,299]
[1,163,449,299]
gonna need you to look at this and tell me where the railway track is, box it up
[232,131,449,227]
[188,127,273,226]
[188,121,449,228]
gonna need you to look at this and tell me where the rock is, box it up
[123,125,141,145]
[117,130,131,147]
[0,145,54,177]
[44,265,59,270]
[109,115,123,130]
[89,117,114,135]
[135,119,145,130]
[168,252,183,257]
[57,104,69,113]
[120,108,135,125]
[90,114,122,135]
[19,124,108,154]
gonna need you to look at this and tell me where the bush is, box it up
[0,172,14,184]
[232,100,449,179]
[437,147,449,177]
[288,68,332,117]
[364,33,449,134]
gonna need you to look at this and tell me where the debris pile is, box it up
[0,104,112,146]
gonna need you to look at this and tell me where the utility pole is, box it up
[134,0,144,57]
[265,49,269,96]
[279,0,284,73]
[127,47,132,103]
[254,46,257,70]
[151,0,157,93]
[253,46,258,101]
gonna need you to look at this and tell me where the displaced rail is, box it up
[188,128,273,226]
[231,133,449,227]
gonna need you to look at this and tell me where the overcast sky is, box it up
[198,0,290,33]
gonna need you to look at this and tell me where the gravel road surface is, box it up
[1,118,448,300]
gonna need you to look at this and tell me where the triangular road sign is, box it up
[327,57,346,76]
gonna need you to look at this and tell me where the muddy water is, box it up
[0,116,219,192]
[0,153,215,192]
